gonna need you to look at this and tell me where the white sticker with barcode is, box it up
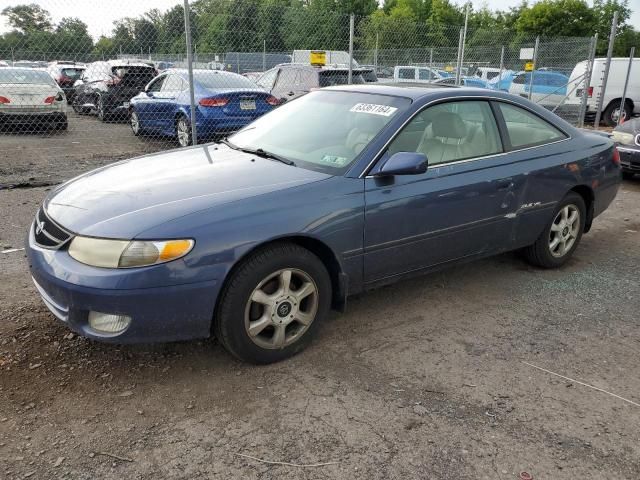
[350,103,398,116]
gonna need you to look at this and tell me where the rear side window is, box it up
[257,68,278,89]
[497,103,567,149]
[512,73,527,84]
[162,75,185,91]
[397,68,414,79]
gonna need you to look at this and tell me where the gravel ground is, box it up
[1,116,640,479]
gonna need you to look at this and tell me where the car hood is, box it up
[45,144,331,238]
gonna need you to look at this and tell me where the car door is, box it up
[136,74,166,129]
[363,99,526,283]
[156,74,184,131]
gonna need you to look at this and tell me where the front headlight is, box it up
[611,131,635,145]
[68,236,194,268]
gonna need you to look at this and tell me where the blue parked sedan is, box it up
[129,69,279,146]
[27,84,621,364]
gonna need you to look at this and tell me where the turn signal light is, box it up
[0,96,10,104]
[199,97,228,107]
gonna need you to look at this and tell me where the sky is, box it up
[0,0,638,39]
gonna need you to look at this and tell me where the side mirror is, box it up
[375,152,428,176]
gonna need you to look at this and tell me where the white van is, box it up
[566,58,640,126]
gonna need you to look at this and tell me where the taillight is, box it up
[44,96,55,104]
[199,97,228,107]
[106,76,121,86]
[0,96,10,104]
[612,147,620,166]
[587,86,593,98]
[266,95,280,106]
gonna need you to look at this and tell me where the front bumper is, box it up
[26,225,220,344]
[618,145,640,173]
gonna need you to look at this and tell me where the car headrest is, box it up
[432,112,467,139]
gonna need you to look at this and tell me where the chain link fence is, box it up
[0,1,607,168]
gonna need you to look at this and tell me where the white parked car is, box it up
[393,65,443,83]
[0,60,9,68]
[565,58,640,126]
[474,67,501,82]
[0,68,68,131]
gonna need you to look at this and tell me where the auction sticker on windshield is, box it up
[350,103,398,116]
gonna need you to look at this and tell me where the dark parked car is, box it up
[129,69,278,146]
[612,117,640,179]
[27,85,620,364]
[71,60,156,121]
[46,62,85,102]
[255,64,366,102]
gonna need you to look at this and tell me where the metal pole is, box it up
[374,32,379,71]
[262,39,266,72]
[617,46,635,126]
[183,0,197,145]
[455,28,463,85]
[498,45,504,90]
[594,11,618,128]
[459,3,469,82]
[348,14,354,84]
[429,48,433,80]
[578,34,597,128]
[528,36,539,101]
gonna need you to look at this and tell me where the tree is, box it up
[2,4,52,33]
[592,0,632,54]
[515,0,595,38]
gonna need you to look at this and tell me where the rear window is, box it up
[486,71,499,80]
[0,69,56,85]
[61,68,83,78]
[318,71,365,87]
[111,66,155,86]
[194,71,257,89]
[512,74,527,84]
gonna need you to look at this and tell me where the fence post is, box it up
[498,45,505,88]
[455,28,464,85]
[459,3,470,83]
[183,0,197,146]
[429,48,433,79]
[374,32,379,71]
[618,46,635,126]
[348,14,355,84]
[262,39,266,72]
[594,11,618,128]
[527,36,539,101]
[578,34,597,128]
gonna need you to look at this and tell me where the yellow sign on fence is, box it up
[310,50,326,66]
[524,62,534,71]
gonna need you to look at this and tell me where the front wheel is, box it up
[96,96,109,122]
[214,243,331,364]
[176,115,192,147]
[522,193,586,268]
[130,110,143,136]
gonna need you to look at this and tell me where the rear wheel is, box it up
[176,115,192,147]
[602,100,631,127]
[523,193,586,268]
[130,110,143,136]
[97,96,109,122]
[214,243,331,364]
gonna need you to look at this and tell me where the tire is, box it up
[522,192,586,268]
[176,115,192,147]
[602,100,631,127]
[97,96,108,122]
[622,171,635,181]
[214,242,332,364]
[130,110,143,136]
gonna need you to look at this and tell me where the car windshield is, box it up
[194,71,257,89]
[229,90,411,174]
[318,71,365,87]
[0,68,56,85]
[61,67,84,78]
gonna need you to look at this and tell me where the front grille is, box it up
[34,207,72,249]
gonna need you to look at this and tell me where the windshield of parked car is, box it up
[194,71,258,89]
[229,90,411,174]
[318,71,365,87]
[0,68,56,85]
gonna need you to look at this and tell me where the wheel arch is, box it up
[212,235,348,332]
[568,184,594,233]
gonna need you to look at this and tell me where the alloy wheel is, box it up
[244,268,319,350]
[548,204,580,258]
[177,118,190,147]
[130,111,140,135]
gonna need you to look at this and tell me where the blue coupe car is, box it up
[129,69,279,146]
[27,84,621,363]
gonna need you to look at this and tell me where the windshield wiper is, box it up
[219,137,295,166]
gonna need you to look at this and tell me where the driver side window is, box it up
[147,76,166,92]
[387,100,502,165]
